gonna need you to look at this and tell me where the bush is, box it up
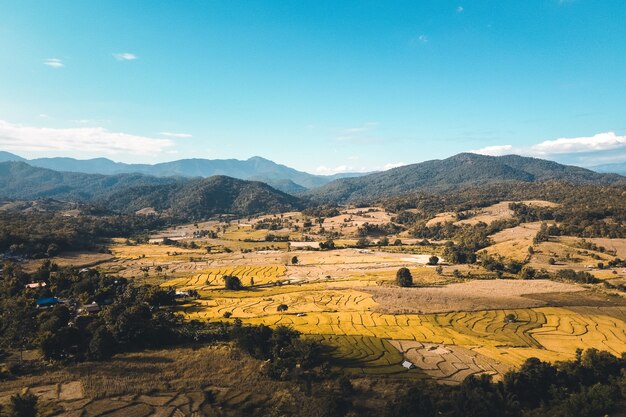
[396,268,413,287]
[223,275,243,290]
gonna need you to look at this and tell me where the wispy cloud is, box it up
[337,122,378,142]
[44,58,64,68]
[113,52,138,61]
[456,6,464,13]
[159,132,193,138]
[418,35,429,44]
[471,132,626,165]
[0,119,174,158]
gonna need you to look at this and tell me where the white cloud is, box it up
[315,165,353,175]
[159,131,193,138]
[383,162,406,170]
[472,144,516,156]
[456,6,464,13]
[0,120,174,158]
[418,35,429,43]
[44,58,64,68]
[113,52,138,61]
[532,132,626,155]
[473,132,626,158]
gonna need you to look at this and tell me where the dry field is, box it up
[321,207,394,236]
[481,222,543,261]
[361,279,583,314]
[0,344,361,417]
[390,341,512,384]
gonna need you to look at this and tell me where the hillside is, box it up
[304,153,626,203]
[0,161,303,218]
[0,152,366,192]
[103,175,304,218]
[0,161,180,201]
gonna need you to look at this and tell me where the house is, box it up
[79,302,101,314]
[25,282,47,289]
[402,360,416,369]
[36,297,60,308]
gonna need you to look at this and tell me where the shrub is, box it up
[223,275,243,290]
[396,268,413,287]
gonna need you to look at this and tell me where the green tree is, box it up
[396,268,413,287]
[427,256,439,265]
[223,275,243,290]
[291,256,299,265]
[9,393,38,417]
[88,326,116,361]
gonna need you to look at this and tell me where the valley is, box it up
[2,156,626,416]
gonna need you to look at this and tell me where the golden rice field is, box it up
[118,212,626,384]
[161,265,287,290]
[310,335,421,376]
[179,292,626,370]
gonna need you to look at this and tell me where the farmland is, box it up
[3,199,626,416]
[86,204,626,383]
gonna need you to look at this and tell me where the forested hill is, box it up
[102,175,304,218]
[0,161,304,218]
[303,153,626,203]
[0,161,181,200]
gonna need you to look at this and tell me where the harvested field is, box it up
[0,345,335,417]
[23,252,114,272]
[361,279,583,314]
[426,212,457,227]
[482,222,542,261]
[390,341,512,384]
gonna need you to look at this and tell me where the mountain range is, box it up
[303,153,626,203]
[591,162,626,176]
[0,151,364,193]
[1,152,625,218]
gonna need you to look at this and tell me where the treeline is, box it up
[384,349,626,417]
[511,202,626,238]
[0,211,168,258]
[383,182,626,238]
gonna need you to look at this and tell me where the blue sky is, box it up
[1,0,626,173]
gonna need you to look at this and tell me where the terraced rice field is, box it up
[162,265,287,290]
[311,335,421,376]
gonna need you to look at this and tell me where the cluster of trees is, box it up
[356,222,403,237]
[384,349,626,417]
[0,260,325,387]
[0,211,167,258]
[0,261,228,365]
[231,324,322,380]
